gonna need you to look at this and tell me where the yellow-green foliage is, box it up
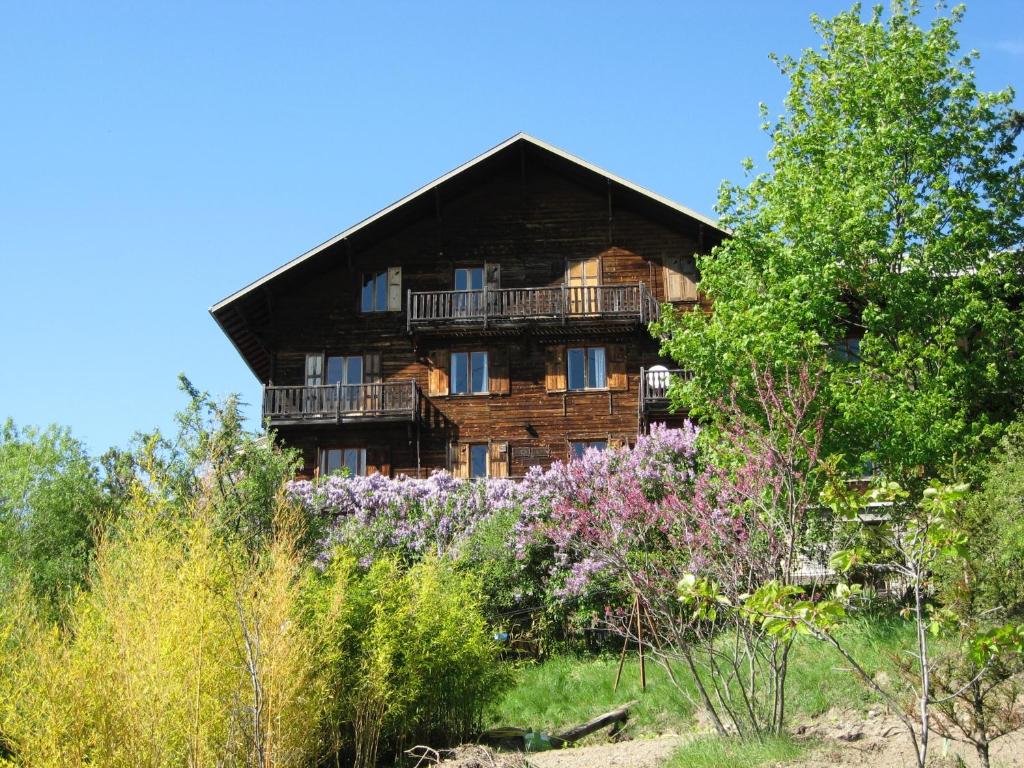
[0,488,319,768]
[0,483,507,768]
[305,551,508,768]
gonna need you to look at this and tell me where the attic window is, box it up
[361,268,402,312]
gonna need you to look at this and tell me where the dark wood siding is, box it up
[255,155,721,476]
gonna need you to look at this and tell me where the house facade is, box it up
[211,134,725,478]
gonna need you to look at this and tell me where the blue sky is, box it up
[2,1,1022,455]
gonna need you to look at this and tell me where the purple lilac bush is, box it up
[286,423,699,593]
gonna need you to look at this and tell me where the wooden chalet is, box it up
[211,134,726,478]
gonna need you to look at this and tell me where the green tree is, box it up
[654,1,1024,482]
[0,421,108,611]
[125,375,306,552]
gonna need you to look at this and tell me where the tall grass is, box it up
[0,492,321,768]
[489,614,913,737]
[665,735,806,768]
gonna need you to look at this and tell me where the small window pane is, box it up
[590,440,607,452]
[570,441,586,460]
[470,444,488,478]
[471,351,488,394]
[321,448,342,475]
[469,267,484,290]
[346,356,363,385]
[326,356,344,385]
[451,352,468,395]
[375,271,387,311]
[455,269,469,291]
[361,274,376,312]
[588,347,607,389]
[567,348,585,390]
[343,448,366,477]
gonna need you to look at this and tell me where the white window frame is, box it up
[567,346,607,391]
[450,350,489,395]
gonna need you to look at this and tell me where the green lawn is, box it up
[487,617,910,766]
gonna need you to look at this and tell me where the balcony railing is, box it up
[262,381,420,425]
[639,367,692,413]
[407,283,659,331]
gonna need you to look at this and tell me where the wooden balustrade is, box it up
[639,367,693,413]
[407,283,659,330]
[262,381,419,425]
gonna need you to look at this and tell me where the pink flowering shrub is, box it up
[285,424,700,628]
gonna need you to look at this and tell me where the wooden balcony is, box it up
[407,283,660,334]
[262,381,420,426]
[639,367,692,414]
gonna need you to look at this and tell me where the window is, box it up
[361,268,401,312]
[470,444,488,478]
[570,440,608,460]
[452,441,508,478]
[454,267,484,291]
[451,351,489,395]
[325,355,363,410]
[453,267,484,317]
[567,346,607,390]
[319,448,366,477]
[832,337,861,362]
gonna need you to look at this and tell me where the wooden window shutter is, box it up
[663,255,699,301]
[363,352,382,411]
[544,345,566,392]
[488,441,509,478]
[364,352,382,384]
[607,344,628,391]
[484,262,501,290]
[428,350,449,396]
[680,256,698,300]
[367,447,391,477]
[450,442,469,478]
[387,266,402,311]
[489,347,510,394]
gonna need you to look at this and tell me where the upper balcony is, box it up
[407,283,660,335]
[263,381,420,427]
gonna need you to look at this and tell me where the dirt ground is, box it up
[790,707,1024,767]
[436,709,1024,768]
[526,734,685,768]
[430,736,685,768]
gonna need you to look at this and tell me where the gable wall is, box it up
[258,159,711,476]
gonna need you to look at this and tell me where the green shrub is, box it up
[458,507,524,622]
[940,419,1024,620]
[304,549,509,767]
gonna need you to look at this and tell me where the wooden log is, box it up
[550,700,637,746]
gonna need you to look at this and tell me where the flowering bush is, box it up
[285,424,700,629]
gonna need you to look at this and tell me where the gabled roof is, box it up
[211,133,723,314]
[211,132,725,381]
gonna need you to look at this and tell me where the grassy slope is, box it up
[488,616,910,765]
